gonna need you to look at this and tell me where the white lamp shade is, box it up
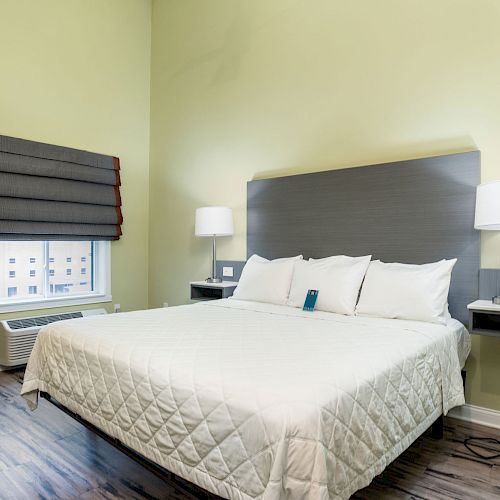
[195,206,234,236]
[475,181,500,230]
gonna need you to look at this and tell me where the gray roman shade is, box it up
[0,135,122,240]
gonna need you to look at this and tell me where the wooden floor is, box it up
[2,371,500,500]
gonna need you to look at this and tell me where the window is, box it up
[9,258,15,264]
[0,241,110,311]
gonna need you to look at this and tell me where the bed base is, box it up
[39,391,224,500]
[431,414,444,439]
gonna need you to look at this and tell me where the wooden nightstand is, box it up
[467,300,500,337]
[190,281,238,301]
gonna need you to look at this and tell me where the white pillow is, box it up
[248,254,303,263]
[309,255,364,262]
[355,259,457,324]
[232,258,295,305]
[287,255,372,315]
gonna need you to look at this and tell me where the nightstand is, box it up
[190,281,238,301]
[467,300,500,337]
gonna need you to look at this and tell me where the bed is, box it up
[21,151,480,499]
[22,299,469,499]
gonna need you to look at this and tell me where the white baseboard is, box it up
[448,404,500,430]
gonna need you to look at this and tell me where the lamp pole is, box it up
[208,234,221,283]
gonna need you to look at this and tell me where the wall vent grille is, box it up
[7,332,39,363]
[7,312,83,330]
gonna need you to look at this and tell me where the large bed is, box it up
[21,151,480,499]
[22,299,469,499]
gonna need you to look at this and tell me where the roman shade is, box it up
[0,135,122,240]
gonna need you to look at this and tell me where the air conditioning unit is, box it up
[0,308,107,370]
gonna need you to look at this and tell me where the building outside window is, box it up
[0,241,110,311]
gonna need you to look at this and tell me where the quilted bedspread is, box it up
[21,300,467,499]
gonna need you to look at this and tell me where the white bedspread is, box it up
[21,300,468,499]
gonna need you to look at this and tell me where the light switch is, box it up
[223,266,234,277]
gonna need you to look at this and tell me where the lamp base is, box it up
[206,277,223,284]
[493,296,500,305]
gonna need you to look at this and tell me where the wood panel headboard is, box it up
[247,151,480,324]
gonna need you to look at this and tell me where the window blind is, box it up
[0,135,122,240]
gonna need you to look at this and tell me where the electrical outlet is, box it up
[222,266,234,277]
[162,302,169,308]
[113,303,121,313]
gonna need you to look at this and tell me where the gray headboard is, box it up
[247,151,480,324]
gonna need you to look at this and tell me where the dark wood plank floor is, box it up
[2,369,500,499]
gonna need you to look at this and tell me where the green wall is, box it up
[0,0,152,316]
[2,0,500,412]
[149,0,500,410]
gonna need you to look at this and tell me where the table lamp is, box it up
[195,206,234,283]
[475,180,500,304]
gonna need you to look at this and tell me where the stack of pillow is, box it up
[231,253,457,325]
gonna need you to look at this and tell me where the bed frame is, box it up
[42,151,480,496]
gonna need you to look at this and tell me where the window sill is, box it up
[0,294,112,314]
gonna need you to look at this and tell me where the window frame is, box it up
[0,241,111,313]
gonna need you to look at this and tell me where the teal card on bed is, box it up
[303,290,319,311]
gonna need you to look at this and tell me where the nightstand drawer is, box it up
[470,310,500,336]
[190,281,238,301]
[468,300,500,337]
[191,286,224,301]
